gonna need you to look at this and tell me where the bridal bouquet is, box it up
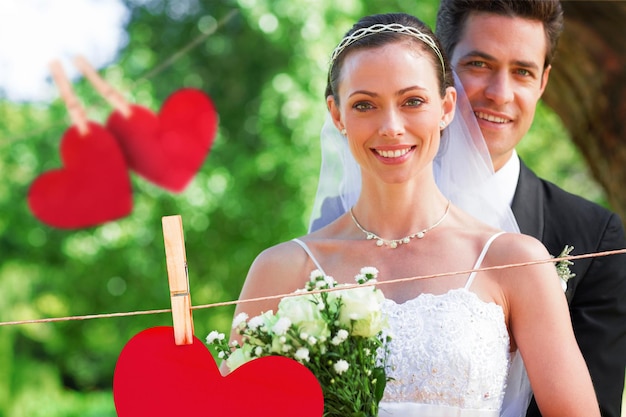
[207,267,391,417]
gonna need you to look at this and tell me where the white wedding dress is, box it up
[293,232,530,417]
[379,235,508,417]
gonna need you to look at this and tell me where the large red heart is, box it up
[27,122,132,229]
[106,89,217,193]
[113,327,324,417]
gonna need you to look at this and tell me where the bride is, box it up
[229,12,599,417]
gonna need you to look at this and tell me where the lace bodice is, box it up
[379,288,511,415]
[291,232,526,417]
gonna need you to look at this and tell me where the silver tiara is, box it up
[329,23,446,78]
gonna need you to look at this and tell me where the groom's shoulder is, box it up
[523,165,623,242]
[522,161,616,221]
[538,174,613,220]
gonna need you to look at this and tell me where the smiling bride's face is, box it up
[328,42,456,184]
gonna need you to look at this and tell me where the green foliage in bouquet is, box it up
[207,267,391,417]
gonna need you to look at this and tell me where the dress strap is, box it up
[291,238,327,276]
[465,232,506,290]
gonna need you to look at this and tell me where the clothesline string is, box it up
[11,9,238,142]
[137,9,238,81]
[1,248,624,328]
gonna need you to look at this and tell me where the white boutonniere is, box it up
[555,245,576,291]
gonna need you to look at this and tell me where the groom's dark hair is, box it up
[435,0,564,69]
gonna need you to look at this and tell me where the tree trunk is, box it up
[542,0,626,222]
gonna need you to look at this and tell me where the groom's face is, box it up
[450,12,551,172]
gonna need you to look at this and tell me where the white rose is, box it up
[330,286,385,337]
[225,344,253,371]
[277,294,330,340]
[257,310,277,331]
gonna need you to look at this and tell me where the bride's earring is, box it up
[439,121,446,129]
[340,128,347,136]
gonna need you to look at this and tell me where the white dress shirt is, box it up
[493,150,521,207]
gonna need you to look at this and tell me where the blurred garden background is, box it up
[0,0,623,416]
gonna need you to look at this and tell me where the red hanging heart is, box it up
[113,327,324,417]
[27,122,133,229]
[106,88,217,193]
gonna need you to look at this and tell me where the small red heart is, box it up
[106,89,217,193]
[28,122,133,229]
[113,327,324,417]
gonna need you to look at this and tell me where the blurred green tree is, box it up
[0,0,610,416]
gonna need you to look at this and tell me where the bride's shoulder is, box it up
[489,232,551,262]
[485,232,561,293]
[250,238,310,274]
[248,240,310,286]
[237,239,314,318]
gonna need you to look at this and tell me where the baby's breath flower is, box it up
[360,266,379,277]
[310,269,325,281]
[232,312,248,329]
[218,351,225,359]
[295,347,310,362]
[333,359,350,375]
[205,330,224,344]
[355,267,379,284]
[254,346,263,356]
[324,275,337,288]
[247,315,264,330]
[354,273,367,284]
[331,329,349,345]
[271,317,291,336]
[308,336,317,345]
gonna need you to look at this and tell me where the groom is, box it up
[435,1,626,416]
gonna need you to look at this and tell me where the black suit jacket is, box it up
[514,160,626,417]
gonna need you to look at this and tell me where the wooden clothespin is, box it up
[49,60,89,136]
[73,55,132,118]
[162,215,194,345]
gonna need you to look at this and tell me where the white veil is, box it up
[309,72,520,234]
[307,72,531,417]
[308,114,361,232]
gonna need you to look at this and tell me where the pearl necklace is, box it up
[349,200,451,248]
